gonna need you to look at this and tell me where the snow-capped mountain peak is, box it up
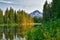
[30,10,43,18]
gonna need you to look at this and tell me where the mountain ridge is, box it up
[30,10,43,18]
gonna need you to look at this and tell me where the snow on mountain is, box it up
[30,10,43,18]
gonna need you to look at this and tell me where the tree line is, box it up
[0,7,34,40]
[43,0,60,21]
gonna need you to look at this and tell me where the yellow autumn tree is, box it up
[22,11,34,31]
[16,10,34,37]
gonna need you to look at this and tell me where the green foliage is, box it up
[43,1,52,21]
[25,18,60,40]
[43,19,60,40]
[52,0,60,18]
[9,7,15,24]
[25,26,44,40]
[33,16,42,23]
[16,10,34,37]
[0,7,34,39]
[0,9,3,24]
[43,0,60,21]
[0,9,4,39]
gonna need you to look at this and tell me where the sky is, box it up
[0,0,52,13]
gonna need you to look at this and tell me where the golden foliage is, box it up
[17,10,34,37]
[0,8,34,38]
[17,10,34,31]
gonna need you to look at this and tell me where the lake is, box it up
[2,33,26,40]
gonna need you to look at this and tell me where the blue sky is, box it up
[0,0,52,13]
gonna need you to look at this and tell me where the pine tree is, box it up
[9,7,15,23]
[9,7,15,40]
[14,11,17,23]
[0,9,3,24]
[43,0,52,21]
[4,8,9,40]
[0,9,3,39]
[14,11,17,37]
[52,0,60,18]
[16,10,23,37]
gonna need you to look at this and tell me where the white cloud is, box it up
[0,0,52,13]
[0,0,14,4]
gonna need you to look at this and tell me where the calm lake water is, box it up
[0,23,41,40]
[2,33,26,40]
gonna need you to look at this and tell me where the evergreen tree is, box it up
[9,7,15,40]
[16,10,23,37]
[52,0,60,18]
[14,11,17,37]
[4,8,9,24]
[14,11,17,23]
[33,16,42,23]
[0,9,3,24]
[9,7,15,23]
[4,8,9,40]
[43,0,52,21]
[4,8,13,40]
[0,9,3,39]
